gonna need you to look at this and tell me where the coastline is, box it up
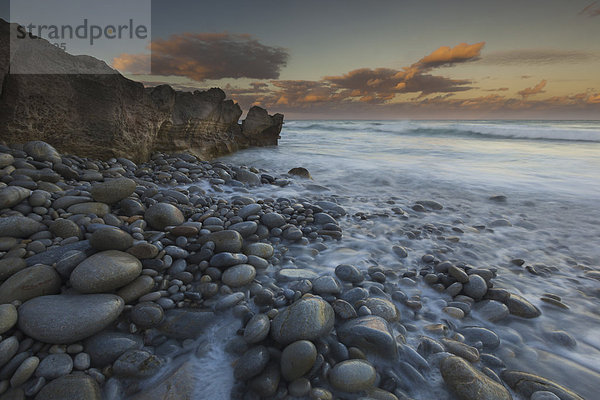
[0,138,593,400]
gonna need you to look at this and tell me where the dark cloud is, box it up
[481,49,598,65]
[114,33,288,81]
[579,2,600,17]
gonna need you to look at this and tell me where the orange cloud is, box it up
[419,42,485,66]
[322,42,484,101]
[588,93,600,103]
[518,80,547,99]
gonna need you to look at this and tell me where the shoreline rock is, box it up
[0,19,283,163]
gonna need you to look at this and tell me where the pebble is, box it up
[70,250,142,293]
[83,331,143,367]
[531,392,561,400]
[35,353,73,380]
[130,302,164,328]
[18,294,124,343]
[334,264,363,283]
[476,300,509,322]
[364,297,400,322]
[234,345,270,380]
[238,204,262,219]
[10,356,39,388]
[210,252,247,268]
[244,243,274,258]
[280,340,317,381]
[332,299,357,319]
[463,274,488,299]
[337,315,397,358]
[116,275,155,304]
[449,266,469,283]
[289,377,311,397]
[312,276,342,295]
[443,306,465,319]
[112,349,163,378]
[441,356,511,400]
[222,264,256,287]
[0,258,27,281]
[73,352,91,370]
[271,296,334,344]
[243,314,270,344]
[0,337,19,368]
[90,178,136,204]
[204,230,243,253]
[506,293,541,318]
[66,202,110,217]
[248,363,280,397]
[0,265,61,304]
[261,212,286,228]
[329,359,376,393]
[145,203,185,230]
[0,304,18,335]
[502,370,584,400]
[34,374,101,400]
[89,228,133,251]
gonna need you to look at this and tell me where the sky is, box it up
[3,0,600,119]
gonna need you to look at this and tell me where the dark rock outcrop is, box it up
[0,19,283,162]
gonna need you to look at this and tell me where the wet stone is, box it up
[70,250,142,294]
[329,359,377,393]
[243,314,270,344]
[35,353,73,380]
[84,332,144,367]
[334,264,363,283]
[280,340,317,381]
[506,293,541,318]
[112,350,163,378]
[145,203,185,230]
[441,356,512,400]
[222,264,256,287]
[463,275,488,300]
[89,228,133,251]
[209,252,247,268]
[337,315,397,358]
[312,276,341,295]
[131,302,164,329]
[271,296,335,344]
[18,294,124,344]
[476,300,509,322]
[0,304,18,335]
[234,345,270,381]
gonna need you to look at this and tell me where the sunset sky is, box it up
[5,0,600,119]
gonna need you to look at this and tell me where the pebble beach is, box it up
[0,124,598,400]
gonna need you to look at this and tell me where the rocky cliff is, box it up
[0,19,283,162]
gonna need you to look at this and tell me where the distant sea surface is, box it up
[206,120,600,399]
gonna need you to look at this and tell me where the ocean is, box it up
[184,120,600,399]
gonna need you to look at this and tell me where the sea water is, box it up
[191,120,600,399]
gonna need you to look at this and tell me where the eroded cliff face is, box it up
[0,19,283,162]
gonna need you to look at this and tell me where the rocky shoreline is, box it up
[0,19,284,163]
[0,140,587,400]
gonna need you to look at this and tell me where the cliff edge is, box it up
[0,19,283,162]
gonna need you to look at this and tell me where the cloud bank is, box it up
[114,33,288,81]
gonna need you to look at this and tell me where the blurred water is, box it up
[211,120,600,399]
